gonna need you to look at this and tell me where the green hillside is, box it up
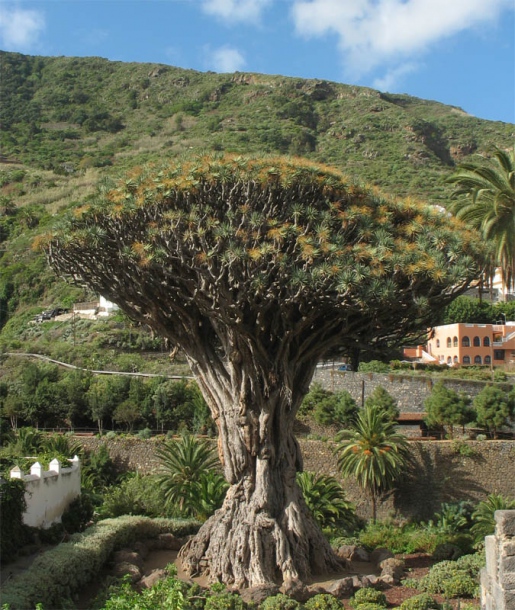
[0,50,513,356]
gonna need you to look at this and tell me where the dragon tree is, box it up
[44,154,485,588]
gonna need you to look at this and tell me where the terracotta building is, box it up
[426,322,515,367]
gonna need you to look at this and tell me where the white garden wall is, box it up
[10,456,81,528]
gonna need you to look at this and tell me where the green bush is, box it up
[416,558,480,598]
[358,521,444,555]
[441,574,478,598]
[399,593,441,609]
[61,492,94,533]
[313,390,357,427]
[358,361,390,373]
[98,473,169,519]
[350,588,387,608]
[0,516,200,610]
[204,592,247,609]
[304,593,344,609]
[96,570,203,610]
[456,551,486,575]
[0,478,33,559]
[260,593,302,609]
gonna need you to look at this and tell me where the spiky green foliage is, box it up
[470,493,515,545]
[447,146,515,291]
[155,433,227,519]
[296,471,356,530]
[335,404,409,522]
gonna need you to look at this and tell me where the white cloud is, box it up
[0,5,45,50]
[373,62,419,91]
[209,46,246,72]
[292,0,512,76]
[201,0,272,23]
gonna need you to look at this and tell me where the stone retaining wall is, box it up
[312,369,514,413]
[77,436,515,521]
[481,510,515,610]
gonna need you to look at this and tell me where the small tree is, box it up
[473,385,515,438]
[313,390,358,427]
[424,382,473,439]
[86,376,129,434]
[442,296,495,324]
[335,404,409,522]
[299,382,333,416]
[364,386,399,421]
[113,399,142,432]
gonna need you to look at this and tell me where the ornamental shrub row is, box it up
[0,516,199,610]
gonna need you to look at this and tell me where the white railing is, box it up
[10,456,81,528]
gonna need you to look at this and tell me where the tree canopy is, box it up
[45,154,485,366]
[43,154,487,587]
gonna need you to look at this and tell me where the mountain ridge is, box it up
[0,50,513,345]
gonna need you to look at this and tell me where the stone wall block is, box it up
[482,511,515,609]
[496,510,515,537]
[500,554,515,576]
[502,541,515,556]
[498,568,515,590]
[485,535,498,580]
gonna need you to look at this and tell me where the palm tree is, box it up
[335,405,409,522]
[155,432,224,517]
[447,147,515,294]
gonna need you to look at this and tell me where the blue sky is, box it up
[1,0,514,123]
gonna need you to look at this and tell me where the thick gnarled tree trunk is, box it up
[178,353,343,588]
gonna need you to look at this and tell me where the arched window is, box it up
[453,356,458,363]
[447,356,452,365]
[447,337,452,348]
[463,356,471,364]
[484,355,491,364]
[436,339,440,348]
[483,337,490,347]
[462,336,470,347]
[474,355,482,364]
[473,336,481,347]
[453,336,458,347]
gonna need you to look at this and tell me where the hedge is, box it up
[0,516,200,609]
